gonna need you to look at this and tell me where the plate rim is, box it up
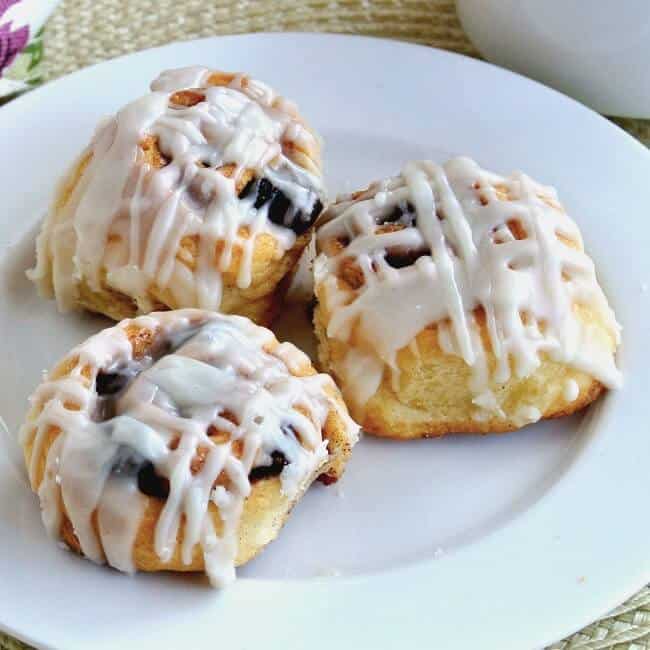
[3,31,649,161]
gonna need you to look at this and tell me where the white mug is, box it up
[457,0,650,117]
[0,0,60,99]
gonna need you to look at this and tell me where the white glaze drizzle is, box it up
[20,310,357,586]
[315,157,622,418]
[29,67,324,314]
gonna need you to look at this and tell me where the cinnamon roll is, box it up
[28,67,325,325]
[314,157,621,438]
[20,309,358,585]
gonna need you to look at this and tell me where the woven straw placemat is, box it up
[2,2,649,649]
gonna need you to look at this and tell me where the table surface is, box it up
[2,1,649,649]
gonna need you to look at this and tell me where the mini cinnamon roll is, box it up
[20,309,358,586]
[314,157,621,438]
[28,67,325,325]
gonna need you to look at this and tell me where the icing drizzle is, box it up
[315,157,622,420]
[29,66,325,314]
[20,310,357,586]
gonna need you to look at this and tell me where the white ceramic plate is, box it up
[1,34,649,650]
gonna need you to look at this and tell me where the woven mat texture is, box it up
[2,2,649,649]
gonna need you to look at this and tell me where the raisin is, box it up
[267,189,292,227]
[95,372,130,396]
[309,197,324,225]
[110,447,169,500]
[248,451,289,483]
[379,201,416,227]
[254,178,275,209]
[279,197,322,235]
[137,462,170,499]
[384,247,430,269]
[252,178,321,235]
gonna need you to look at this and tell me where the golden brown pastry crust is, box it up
[315,297,608,439]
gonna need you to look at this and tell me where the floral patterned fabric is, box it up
[0,0,45,100]
[0,0,29,74]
